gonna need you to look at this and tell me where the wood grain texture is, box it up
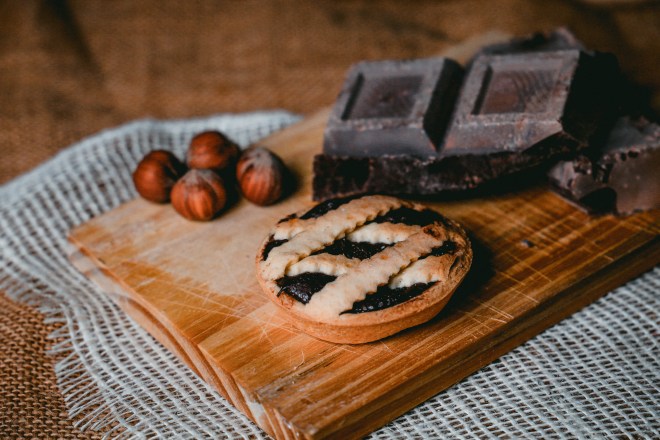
[68,34,660,439]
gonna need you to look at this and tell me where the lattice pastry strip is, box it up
[282,220,423,278]
[262,195,406,280]
[388,254,457,288]
[286,254,356,277]
[272,195,411,241]
[287,252,459,289]
[304,226,447,320]
[346,222,421,244]
[286,219,459,290]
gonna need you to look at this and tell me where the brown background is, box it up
[1,0,659,437]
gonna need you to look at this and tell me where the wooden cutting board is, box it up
[68,35,660,439]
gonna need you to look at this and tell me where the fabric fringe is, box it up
[1,111,298,439]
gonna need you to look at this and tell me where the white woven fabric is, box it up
[0,111,658,439]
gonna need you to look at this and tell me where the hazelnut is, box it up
[236,146,289,206]
[171,169,227,221]
[187,131,240,172]
[133,150,186,203]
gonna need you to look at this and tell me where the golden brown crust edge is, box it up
[255,203,472,344]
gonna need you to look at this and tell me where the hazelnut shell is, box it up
[236,146,289,206]
[133,150,186,203]
[187,131,240,172]
[171,169,227,221]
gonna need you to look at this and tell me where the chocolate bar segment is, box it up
[548,116,660,216]
[323,57,463,157]
[477,27,654,120]
[443,50,619,156]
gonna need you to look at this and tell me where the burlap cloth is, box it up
[1,1,659,438]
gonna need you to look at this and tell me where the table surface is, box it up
[1,1,659,438]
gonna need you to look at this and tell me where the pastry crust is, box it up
[256,195,472,344]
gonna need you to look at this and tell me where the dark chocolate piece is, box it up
[548,116,660,215]
[314,50,620,200]
[478,28,655,120]
[323,57,463,158]
[443,50,618,156]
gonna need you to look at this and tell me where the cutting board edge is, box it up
[66,235,282,438]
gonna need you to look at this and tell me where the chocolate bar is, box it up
[313,49,620,200]
[323,57,463,157]
[548,117,660,215]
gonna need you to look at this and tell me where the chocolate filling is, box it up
[311,239,392,260]
[275,241,456,313]
[276,273,337,304]
[300,196,354,219]
[372,207,445,226]
[306,208,446,259]
[262,237,288,260]
[421,241,457,259]
[277,213,297,224]
[346,282,436,314]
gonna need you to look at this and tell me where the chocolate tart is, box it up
[256,195,472,344]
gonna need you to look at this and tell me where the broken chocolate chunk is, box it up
[549,116,660,215]
[323,57,463,158]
